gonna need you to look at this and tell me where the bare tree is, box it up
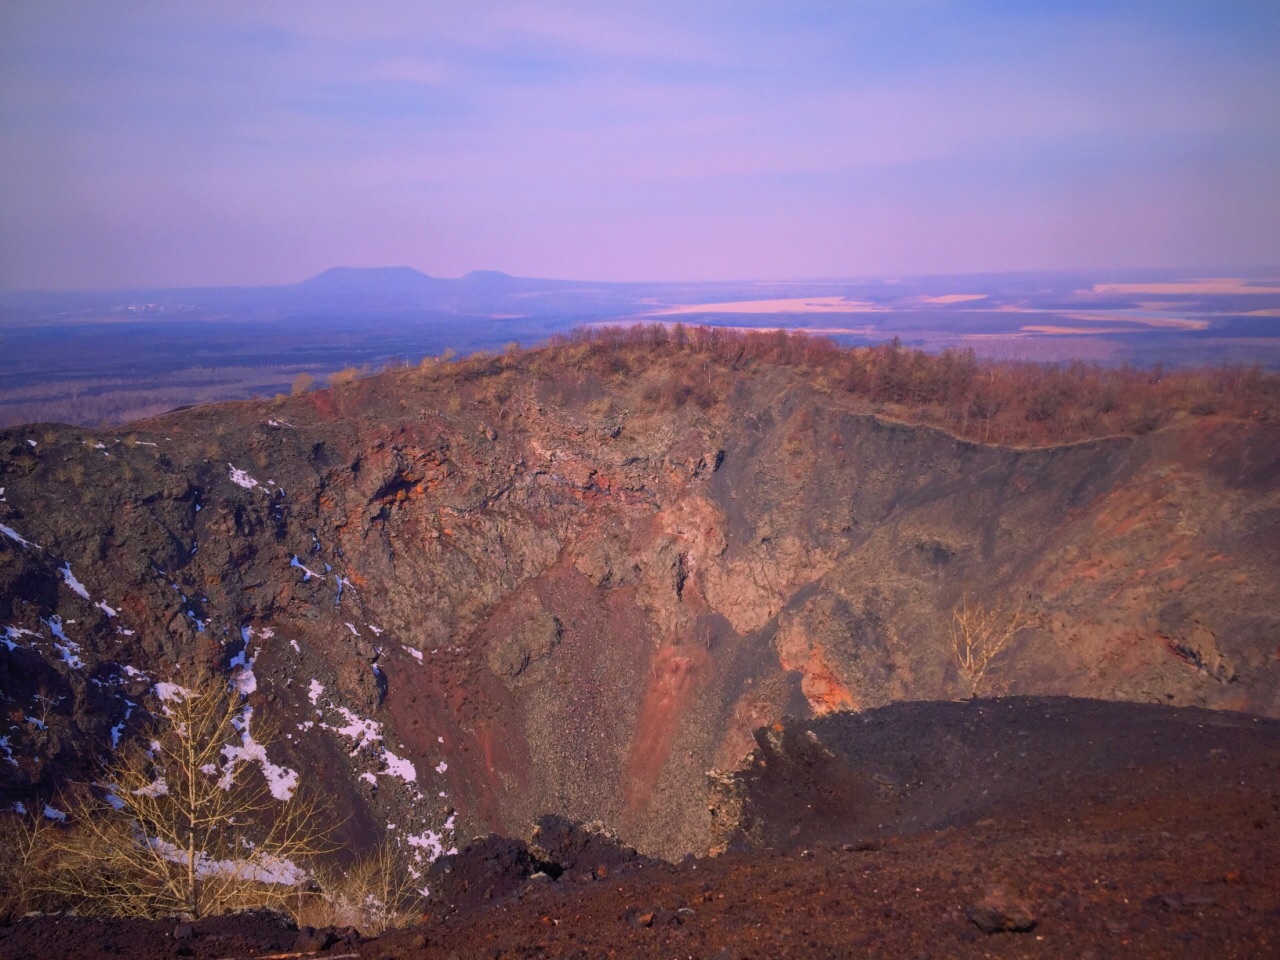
[949,596,1035,698]
[43,668,330,919]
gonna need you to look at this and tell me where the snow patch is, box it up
[147,837,305,885]
[229,643,257,696]
[328,707,382,753]
[43,616,85,669]
[222,706,299,801]
[403,645,424,663]
[344,622,359,636]
[43,804,67,822]
[59,563,91,599]
[95,600,118,617]
[227,463,261,490]
[3,625,37,651]
[308,679,324,705]
[0,524,38,549]
[382,749,417,784]
[132,777,169,798]
[154,681,189,702]
[290,556,319,581]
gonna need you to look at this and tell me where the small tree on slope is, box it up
[950,596,1035,699]
[44,668,329,919]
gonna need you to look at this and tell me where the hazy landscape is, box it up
[2,2,1279,959]
[4,266,1279,428]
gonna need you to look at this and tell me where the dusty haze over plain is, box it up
[1,1,1279,290]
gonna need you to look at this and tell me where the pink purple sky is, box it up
[1,1,1278,290]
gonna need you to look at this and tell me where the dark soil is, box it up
[4,697,1278,959]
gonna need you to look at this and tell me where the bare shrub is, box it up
[329,367,360,388]
[291,372,314,395]
[949,596,1035,698]
[0,812,55,920]
[41,668,331,919]
[293,841,424,935]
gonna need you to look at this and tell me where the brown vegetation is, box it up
[292,841,424,936]
[451,324,1280,447]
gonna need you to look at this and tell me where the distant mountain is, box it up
[460,269,518,292]
[297,266,447,297]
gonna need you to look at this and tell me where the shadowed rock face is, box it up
[2,358,1278,859]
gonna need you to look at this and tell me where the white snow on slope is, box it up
[406,814,458,863]
[132,777,169,798]
[154,681,189,702]
[328,707,382,753]
[227,463,261,490]
[42,616,86,668]
[381,749,417,784]
[0,524,38,549]
[59,563,91,599]
[3,625,37,651]
[147,837,304,885]
[221,706,299,801]
[229,642,257,696]
[290,556,319,581]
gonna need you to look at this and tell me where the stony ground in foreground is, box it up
[3,697,1278,959]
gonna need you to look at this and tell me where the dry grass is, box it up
[0,813,57,920]
[292,842,425,935]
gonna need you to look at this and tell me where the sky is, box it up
[1,1,1278,290]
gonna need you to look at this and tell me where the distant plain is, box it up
[2,266,1278,427]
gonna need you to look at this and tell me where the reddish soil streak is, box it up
[622,643,709,819]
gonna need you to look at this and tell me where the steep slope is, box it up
[1,348,1278,862]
